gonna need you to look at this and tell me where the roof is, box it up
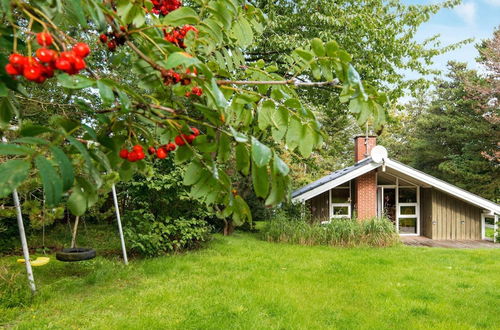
[291,157,373,198]
[292,154,500,214]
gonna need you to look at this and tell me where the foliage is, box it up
[262,213,399,247]
[0,0,387,232]
[2,233,499,328]
[123,210,210,256]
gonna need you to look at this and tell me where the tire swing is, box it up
[56,215,96,262]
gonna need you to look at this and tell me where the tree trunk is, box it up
[223,220,235,236]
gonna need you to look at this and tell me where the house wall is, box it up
[420,188,433,238]
[307,190,329,222]
[431,189,482,240]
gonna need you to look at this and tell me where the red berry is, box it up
[132,145,143,152]
[190,127,200,136]
[120,26,126,32]
[127,151,138,162]
[9,53,26,68]
[60,51,77,63]
[5,63,20,75]
[34,75,46,84]
[73,57,86,71]
[107,40,117,51]
[136,151,145,160]
[99,34,108,43]
[23,65,42,81]
[148,146,156,155]
[43,65,55,78]
[55,58,72,71]
[119,149,129,159]
[36,32,53,46]
[73,42,91,58]
[36,48,55,63]
[186,134,196,144]
[166,143,177,151]
[156,148,167,159]
[174,135,185,146]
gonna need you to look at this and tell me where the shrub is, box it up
[123,209,211,257]
[262,213,399,247]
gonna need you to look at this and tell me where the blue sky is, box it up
[404,0,499,73]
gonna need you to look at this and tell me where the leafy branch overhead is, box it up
[0,0,388,225]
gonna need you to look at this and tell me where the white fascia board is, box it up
[292,162,381,202]
[384,159,500,214]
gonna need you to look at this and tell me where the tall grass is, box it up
[262,214,399,247]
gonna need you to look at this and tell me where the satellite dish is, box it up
[371,145,388,163]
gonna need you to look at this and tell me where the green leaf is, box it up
[285,118,302,150]
[252,161,269,198]
[57,73,95,89]
[258,100,275,130]
[298,126,315,157]
[0,144,34,155]
[163,7,199,26]
[97,80,115,106]
[183,160,204,186]
[311,38,325,57]
[35,155,63,207]
[273,153,290,176]
[20,124,52,136]
[0,96,13,129]
[265,175,287,206]
[229,126,248,143]
[295,48,314,62]
[50,146,74,191]
[217,133,231,162]
[234,195,252,223]
[165,52,200,69]
[67,188,87,216]
[251,137,272,168]
[235,143,250,175]
[174,146,194,164]
[325,40,339,57]
[0,159,30,198]
[310,62,322,80]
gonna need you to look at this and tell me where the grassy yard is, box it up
[1,232,500,329]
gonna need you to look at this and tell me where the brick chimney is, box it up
[354,136,377,219]
[354,135,377,162]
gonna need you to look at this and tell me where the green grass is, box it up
[1,232,500,329]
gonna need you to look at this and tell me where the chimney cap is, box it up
[354,135,377,139]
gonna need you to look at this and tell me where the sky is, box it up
[403,0,499,73]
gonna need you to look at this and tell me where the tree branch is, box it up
[216,78,340,86]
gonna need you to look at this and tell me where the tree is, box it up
[0,0,387,234]
[381,62,499,201]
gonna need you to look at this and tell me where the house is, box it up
[292,136,499,240]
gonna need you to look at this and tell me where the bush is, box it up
[124,209,211,257]
[262,212,399,247]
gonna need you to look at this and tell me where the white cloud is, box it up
[454,2,476,26]
[484,0,500,6]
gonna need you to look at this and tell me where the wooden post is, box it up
[13,189,36,293]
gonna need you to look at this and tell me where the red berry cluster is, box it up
[174,127,200,146]
[163,25,198,49]
[118,128,200,162]
[99,30,126,52]
[5,33,90,83]
[150,0,182,16]
[163,67,197,86]
[149,142,177,159]
[119,145,146,162]
[185,86,203,97]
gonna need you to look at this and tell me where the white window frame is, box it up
[396,185,420,236]
[329,184,351,219]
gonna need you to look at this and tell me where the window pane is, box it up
[331,189,349,203]
[399,188,417,203]
[333,206,349,215]
[400,206,416,215]
[399,217,417,234]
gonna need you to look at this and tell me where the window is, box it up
[398,187,418,234]
[399,188,417,203]
[331,187,351,219]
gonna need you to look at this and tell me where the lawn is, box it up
[1,232,499,329]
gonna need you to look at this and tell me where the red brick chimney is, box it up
[354,136,377,219]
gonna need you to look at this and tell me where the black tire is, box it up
[56,247,96,262]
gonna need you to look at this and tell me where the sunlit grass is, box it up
[1,232,499,329]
